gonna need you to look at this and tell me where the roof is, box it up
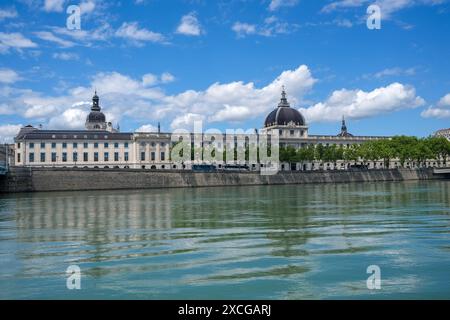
[15,129,133,141]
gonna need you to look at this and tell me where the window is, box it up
[124,152,129,162]
[40,153,45,162]
[62,152,67,162]
[151,152,155,161]
[104,152,109,162]
[114,142,119,148]
[114,152,119,161]
[51,152,57,162]
[290,130,295,136]
[17,153,21,163]
[73,152,78,162]
[94,152,99,162]
[17,142,21,148]
[62,142,67,149]
[52,143,56,149]
[104,142,109,148]
[151,142,156,147]
[83,142,88,148]
[161,142,165,147]
[73,142,78,148]
[279,129,283,135]
[161,152,165,161]
[40,142,45,148]
[94,142,98,148]
[29,142,34,148]
[141,152,145,161]
[83,152,88,162]
[124,142,129,148]
[29,153,34,163]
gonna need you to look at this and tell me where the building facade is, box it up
[14,90,399,170]
[434,128,450,141]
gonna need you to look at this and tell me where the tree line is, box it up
[280,136,450,168]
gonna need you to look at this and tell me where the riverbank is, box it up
[0,166,447,193]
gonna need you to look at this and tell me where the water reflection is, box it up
[0,180,449,299]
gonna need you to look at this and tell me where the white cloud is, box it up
[209,105,252,122]
[421,93,450,119]
[115,22,166,45]
[0,8,18,20]
[47,108,88,129]
[135,124,158,132]
[438,93,450,107]
[232,16,298,38]
[372,67,416,78]
[49,24,112,47]
[161,72,175,84]
[300,82,425,122]
[171,113,205,131]
[34,31,75,48]
[24,104,58,118]
[0,32,37,53]
[142,72,175,87]
[269,0,299,11]
[142,73,158,87]
[79,1,96,14]
[232,22,257,37]
[0,124,22,142]
[52,52,79,60]
[44,0,65,12]
[176,12,202,36]
[0,69,21,84]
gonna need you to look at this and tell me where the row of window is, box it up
[140,151,165,161]
[21,142,130,149]
[25,152,130,163]
[140,142,167,147]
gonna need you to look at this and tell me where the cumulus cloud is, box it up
[0,32,37,53]
[161,72,175,84]
[300,83,425,122]
[47,108,88,129]
[2,65,424,133]
[421,93,450,119]
[135,124,158,132]
[0,65,316,131]
[0,68,21,83]
[142,72,175,87]
[0,124,22,142]
[43,0,65,12]
[115,22,166,45]
[176,12,202,36]
[171,113,206,131]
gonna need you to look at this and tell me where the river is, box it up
[0,181,449,299]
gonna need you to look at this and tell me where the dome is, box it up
[264,89,305,128]
[86,111,106,123]
[85,91,107,130]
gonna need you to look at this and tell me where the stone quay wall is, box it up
[0,166,446,193]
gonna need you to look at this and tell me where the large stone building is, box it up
[434,128,450,141]
[14,89,391,170]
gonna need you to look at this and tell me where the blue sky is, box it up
[0,0,450,141]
